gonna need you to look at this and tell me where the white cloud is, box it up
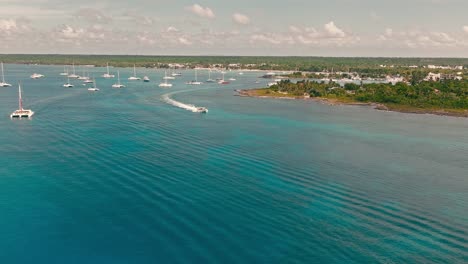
[324,21,345,38]
[186,4,215,19]
[232,13,250,25]
[463,26,468,34]
[178,37,192,45]
[166,26,179,33]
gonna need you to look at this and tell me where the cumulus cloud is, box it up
[463,26,468,34]
[0,18,31,35]
[178,37,192,45]
[166,26,180,33]
[186,4,215,19]
[377,28,468,49]
[324,21,345,38]
[232,13,250,25]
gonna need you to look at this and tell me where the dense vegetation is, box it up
[267,80,468,110]
[1,54,468,72]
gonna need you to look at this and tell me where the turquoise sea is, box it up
[0,64,467,263]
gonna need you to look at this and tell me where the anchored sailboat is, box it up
[112,71,125,88]
[10,83,34,119]
[159,71,173,87]
[128,64,141,80]
[186,68,202,85]
[0,62,12,87]
[102,62,115,78]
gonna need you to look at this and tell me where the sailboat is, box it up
[128,64,141,80]
[88,79,99,91]
[171,66,182,77]
[102,62,115,78]
[77,67,89,80]
[68,63,79,78]
[0,62,12,87]
[112,71,125,88]
[10,83,34,119]
[143,76,150,82]
[186,68,202,85]
[163,69,175,80]
[60,65,68,76]
[159,71,173,87]
[206,69,215,83]
[63,76,73,88]
[218,72,230,84]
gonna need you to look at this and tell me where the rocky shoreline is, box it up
[235,89,468,118]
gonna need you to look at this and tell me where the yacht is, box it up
[102,62,115,78]
[10,83,34,119]
[128,64,141,80]
[30,73,44,79]
[228,77,236,81]
[60,66,68,76]
[0,62,12,87]
[186,69,202,85]
[63,76,73,88]
[84,78,94,84]
[206,70,215,83]
[112,71,125,88]
[68,63,79,78]
[143,76,150,82]
[88,79,99,91]
[193,107,208,113]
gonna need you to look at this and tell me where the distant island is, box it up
[239,79,468,117]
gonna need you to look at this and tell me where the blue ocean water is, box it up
[0,64,467,263]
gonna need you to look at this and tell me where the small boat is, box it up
[163,70,175,80]
[60,66,68,76]
[143,76,150,82]
[30,73,44,79]
[88,79,99,91]
[68,63,79,78]
[206,70,215,83]
[0,62,12,87]
[238,72,244,75]
[194,107,208,113]
[84,78,94,84]
[102,62,115,78]
[159,75,172,87]
[128,64,141,80]
[171,66,182,76]
[228,78,236,81]
[159,72,172,87]
[112,70,125,88]
[10,83,34,119]
[186,69,202,85]
[217,72,230,84]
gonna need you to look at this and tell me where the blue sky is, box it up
[1,0,468,56]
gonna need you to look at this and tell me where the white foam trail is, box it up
[162,92,207,113]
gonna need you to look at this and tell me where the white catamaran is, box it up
[102,62,115,78]
[112,71,125,88]
[0,62,12,87]
[128,64,141,80]
[10,83,34,119]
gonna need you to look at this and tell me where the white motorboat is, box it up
[30,73,44,79]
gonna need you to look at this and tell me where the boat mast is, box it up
[195,68,198,82]
[1,62,5,83]
[107,62,110,75]
[117,71,120,85]
[133,64,136,77]
[18,83,23,110]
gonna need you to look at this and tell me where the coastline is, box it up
[236,89,468,118]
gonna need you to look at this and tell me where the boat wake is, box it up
[162,92,208,113]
